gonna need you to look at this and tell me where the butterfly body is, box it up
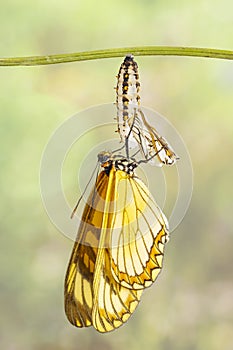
[64,153,169,332]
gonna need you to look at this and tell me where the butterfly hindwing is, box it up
[109,170,169,290]
[92,248,143,332]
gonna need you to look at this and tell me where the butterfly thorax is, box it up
[114,158,137,175]
[98,151,138,175]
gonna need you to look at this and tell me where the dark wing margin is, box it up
[109,172,169,290]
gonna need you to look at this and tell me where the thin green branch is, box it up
[0,46,233,66]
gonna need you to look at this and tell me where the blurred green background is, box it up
[0,1,233,349]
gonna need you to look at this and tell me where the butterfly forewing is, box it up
[64,167,143,332]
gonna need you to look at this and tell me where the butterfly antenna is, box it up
[71,161,99,219]
[90,162,102,209]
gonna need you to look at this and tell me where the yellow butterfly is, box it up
[64,151,169,332]
[116,55,179,166]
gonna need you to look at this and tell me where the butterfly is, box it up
[64,151,169,332]
[116,55,179,166]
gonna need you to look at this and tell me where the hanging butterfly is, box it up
[64,151,169,332]
[116,55,179,166]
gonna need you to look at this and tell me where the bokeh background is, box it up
[0,1,233,349]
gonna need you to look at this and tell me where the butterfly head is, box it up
[98,151,112,166]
